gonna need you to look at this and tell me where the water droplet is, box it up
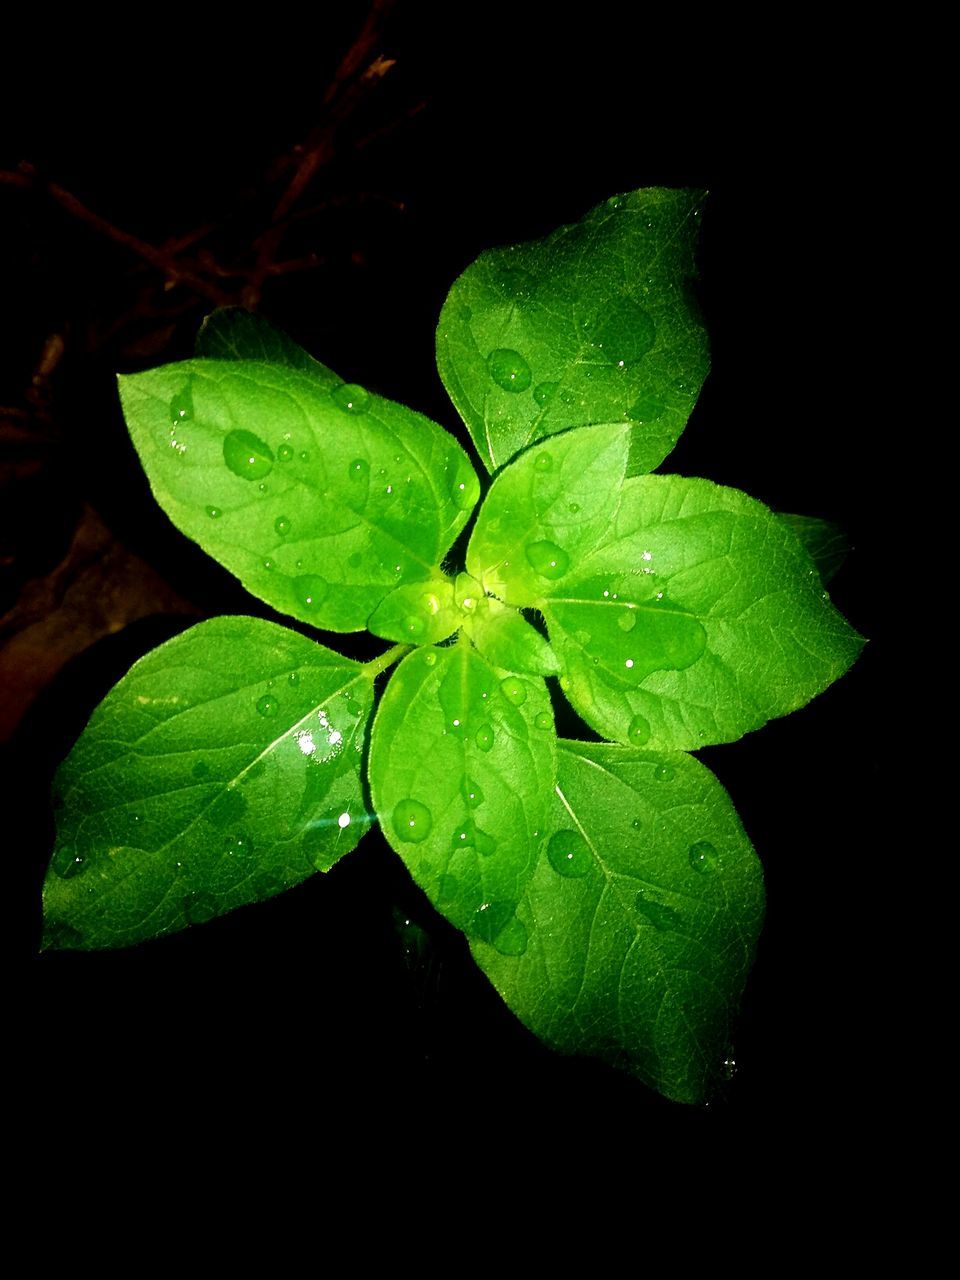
[277,443,295,462]
[348,458,370,484]
[256,694,279,717]
[534,711,552,731]
[51,845,88,880]
[347,552,362,569]
[493,916,528,956]
[617,608,637,633]
[475,723,494,752]
[487,348,532,393]
[274,515,291,537]
[688,840,719,874]
[263,558,275,571]
[205,506,222,519]
[547,828,593,878]
[170,385,192,422]
[462,778,484,807]
[209,788,248,828]
[223,429,275,481]
[299,450,309,462]
[591,299,656,367]
[192,760,211,779]
[533,452,553,472]
[627,394,666,422]
[533,381,558,406]
[423,650,437,667]
[497,265,536,300]
[500,677,527,705]
[403,615,426,638]
[472,899,520,946]
[634,889,680,931]
[653,763,674,782]
[258,483,267,494]
[437,874,459,904]
[393,798,432,843]
[722,1053,737,1081]
[184,892,218,924]
[631,816,643,830]
[568,502,580,513]
[288,671,300,687]
[525,540,569,580]
[293,574,329,611]
[627,713,651,746]
[223,832,254,859]
[333,383,370,413]
[607,193,625,209]
[453,820,496,856]
[453,470,479,511]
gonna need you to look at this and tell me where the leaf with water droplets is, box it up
[437,187,709,473]
[368,642,556,952]
[118,350,479,631]
[541,473,864,749]
[42,617,375,950]
[470,739,764,1105]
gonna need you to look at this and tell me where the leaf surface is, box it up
[42,617,375,949]
[463,596,559,677]
[437,187,709,473]
[471,740,764,1104]
[119,358,480,631]
[368,642,556,952]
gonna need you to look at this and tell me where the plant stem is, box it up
[365,643,411,679]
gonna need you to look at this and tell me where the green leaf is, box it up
[473,444,864,749]
[466,423,630,602]
[367,572,461,645]
[463,596,559,677]
[368,641,556,952]
[437,187,709,474]
[196,308,337,380]
[119,358,480,631]
[471,740,764,1104]
[777,512,850,584]
[42,617,375,950]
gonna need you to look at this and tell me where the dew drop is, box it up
[223,832,255,859]
[393,798,432,843]
[184,892,218,924]
[634,889,680,931]
[487,348,532,393]
[333,383,370,413]
[423,650,438,667]
[627,713,651,746]
[462,778,484,808]
[288,671,300,687]
[534,711,552,731]
[533,452,553,472]
[348,457,370,483]
[170,386,193,423]
[627,394,666,422]
[192,760,211,780]
[591,299,656,367]
[607,193,625,210]
[223,429,274,481]
[274,516,291,537]
[631,816,643,830]
[475,723,494,752]
[51,845,88,880]
[617,608,637,633]
[277,443,295,462]
[263,558,275,571]
[689,840,719,874]
[654,763,674,782]
[525,540,569,580]
[403,615,426,638]
[533,381,558,406]
[299,450,309,462]
[500,677,527,705]
[453,820,496,856]
[256,694,279,718]
[493,916,528,956]
[453,470,479,511]
[205,506,222,519]
[472,899,520,945]
[547,829,592,878]
[568,502,581,513]
[293,574,329,611]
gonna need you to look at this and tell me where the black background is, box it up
[5,5,882,1140]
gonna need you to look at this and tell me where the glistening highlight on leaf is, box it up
[40,187,864,1105]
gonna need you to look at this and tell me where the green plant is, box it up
[40,187,863,1104]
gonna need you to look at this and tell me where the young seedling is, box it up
[41,188,863,1104]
